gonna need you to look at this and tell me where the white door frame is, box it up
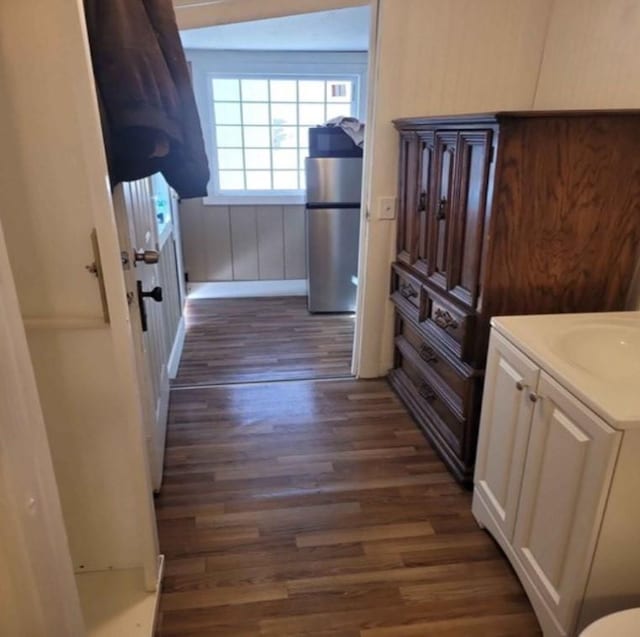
[0,221,86,637]
[173,0,381,379]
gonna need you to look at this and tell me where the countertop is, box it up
[492,311,640,430]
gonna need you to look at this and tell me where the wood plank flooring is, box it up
[173,297,354,387]
[155,379,541,636]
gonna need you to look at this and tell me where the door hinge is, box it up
[488,145,495,164]
[184,271,189,283]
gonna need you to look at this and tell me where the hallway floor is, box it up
[173,297,355,387]
[155,378,541,636]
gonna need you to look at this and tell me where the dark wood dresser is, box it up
[388,111,640,484]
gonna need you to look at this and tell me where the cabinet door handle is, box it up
[529,392,539,403]
[418,191,427,211]
[419,384,437,402]
[516,381,528,391]
[435,197,447,220]
[399,283,418,299]
[419,344,438,364]
[433,308,458,330]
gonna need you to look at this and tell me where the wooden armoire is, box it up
[388,111,640,484]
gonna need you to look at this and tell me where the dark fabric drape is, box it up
[84,0,209,198]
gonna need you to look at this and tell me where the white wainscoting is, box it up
[180,200,307,283]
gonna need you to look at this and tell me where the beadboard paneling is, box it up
[179,201,307,282]
[257,206,285,280]
[284,205,307,280]
[203,206,233,281]
[230,206,259,280]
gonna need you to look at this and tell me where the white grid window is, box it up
[210,77,356,197]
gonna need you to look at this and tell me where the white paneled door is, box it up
[113,182,171,492]
[513,371,621,632]
[474,331,539,540]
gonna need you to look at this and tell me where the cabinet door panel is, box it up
[415,132,434,275]
[447,130,492,309]
[513,372,620,632]
[396,132,420,268]
[428,132,457,289]
[473,331,539,540]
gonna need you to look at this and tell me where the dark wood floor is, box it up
[155,379,540,636]
[173,297,354,387]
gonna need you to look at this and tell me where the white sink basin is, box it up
[553,320,640,383]
[492,311,640,428]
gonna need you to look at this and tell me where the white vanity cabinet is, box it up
[473,319,640,637]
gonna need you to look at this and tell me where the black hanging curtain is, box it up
[84,0,210,199]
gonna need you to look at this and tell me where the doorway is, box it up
[173,6,371,387]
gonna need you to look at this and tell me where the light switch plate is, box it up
[378,196,397,220]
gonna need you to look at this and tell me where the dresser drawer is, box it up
[395,344,465,456]
[395,311,477,415]
[391,263,422,321]
[420,285,475,361]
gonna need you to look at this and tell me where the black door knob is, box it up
[141,286,163,303]
[136,282,163,332]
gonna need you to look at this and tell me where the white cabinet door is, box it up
[513,372,621,633]
[474,331,540,539]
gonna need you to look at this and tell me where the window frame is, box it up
[186,50,368,206]
[206,72,359,205]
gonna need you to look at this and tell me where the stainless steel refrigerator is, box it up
[305,157,362,313]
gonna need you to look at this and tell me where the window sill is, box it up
[203,194,306,206]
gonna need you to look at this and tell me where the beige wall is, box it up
[534,0,640,109]
[356,0,553,377]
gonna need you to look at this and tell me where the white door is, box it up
[0,221,86,637]
[473,331,539,540]
[513,371,621,633]
[113,181,170,492]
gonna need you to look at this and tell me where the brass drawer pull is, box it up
[419,344,438,364]
[433,308,458,330]
[399,283,418,300]
[419,384,437,402]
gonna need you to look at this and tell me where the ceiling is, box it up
[179,6,370,51]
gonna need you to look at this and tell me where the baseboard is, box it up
[167,316,186,380]
[187,280,308,299]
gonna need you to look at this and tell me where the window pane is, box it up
[212,79,239,101]
[299,80,325,102]
[273,149,298,170]
[245,149,271,170]
[273,171,299,190]
[246,171,271,190]
[214,102,241,125]
[219,171,244,190]
[271,103,297,127]
[326,103,353,121]
[299,103,325,126]
[216,125,242,147]
[299,171,306,190]
[217,148,244,170]
[299,149,309,167]
[326,80,352,103]
[241,79,268,101]
[244,126,270,148]
[242,102,269,125]
[270,80,296,102]
[272,126,297,148]
[299,126,311,147]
